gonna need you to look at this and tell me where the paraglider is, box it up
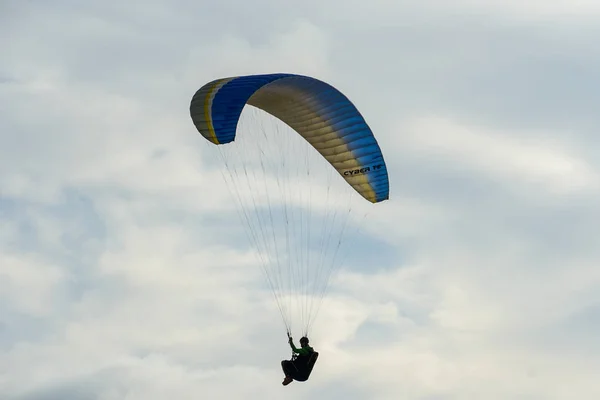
[189,73,389,383]
[281,335,318,385]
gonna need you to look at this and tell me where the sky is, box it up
[2,1,600,399]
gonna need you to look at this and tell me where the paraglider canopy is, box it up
[190,73,389,203]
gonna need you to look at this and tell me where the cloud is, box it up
[2,1,600,399]
[395,115,599,196]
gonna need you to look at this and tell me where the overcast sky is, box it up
[2,1,600,399]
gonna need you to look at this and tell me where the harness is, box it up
[290,349,319,381]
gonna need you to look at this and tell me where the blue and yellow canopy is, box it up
[189,73,389,203]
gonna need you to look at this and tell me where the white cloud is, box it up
[183,18,334,89]
[2,1,600,399]
[0,254,66,317]
[337,0,600,22]
[393,115,599,196]
[448,0,600,18]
